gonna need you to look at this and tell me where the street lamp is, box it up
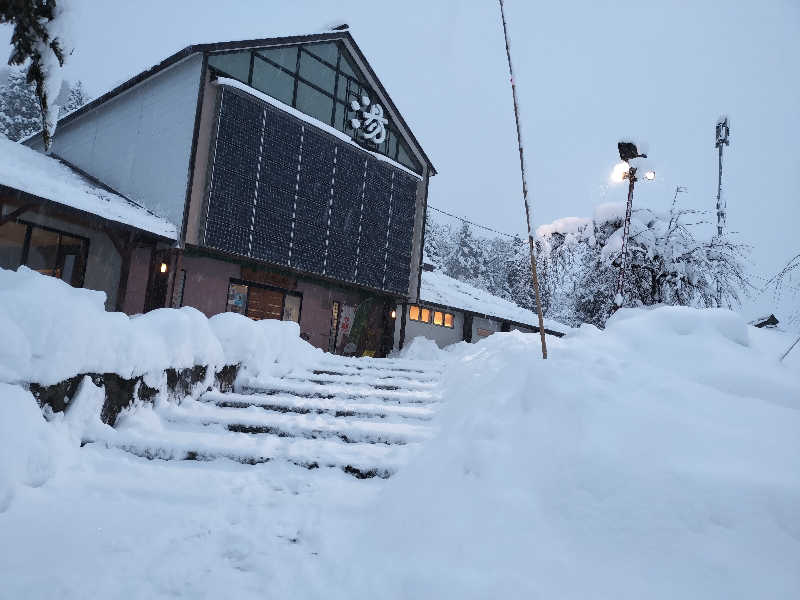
[610,141,655,309]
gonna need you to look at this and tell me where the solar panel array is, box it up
[204,88,418,295]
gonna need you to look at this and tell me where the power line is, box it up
[427,204,518,238]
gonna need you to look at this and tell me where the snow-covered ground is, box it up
[1,267,799,598]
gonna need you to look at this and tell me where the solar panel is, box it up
[204,87,419,295]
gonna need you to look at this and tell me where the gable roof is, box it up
[419,270,568,336]
[47,30,436,175]
[0,137,178,239]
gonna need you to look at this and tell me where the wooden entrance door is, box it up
[246,286,284,321]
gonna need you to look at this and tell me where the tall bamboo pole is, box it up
[498,0,548,359]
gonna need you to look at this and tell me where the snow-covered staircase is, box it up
[94,356,443,479]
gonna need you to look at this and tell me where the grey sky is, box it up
[3,0,798,321]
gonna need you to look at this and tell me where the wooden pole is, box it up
[498,0,548,359]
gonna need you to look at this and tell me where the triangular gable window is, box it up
[207,40,421,173]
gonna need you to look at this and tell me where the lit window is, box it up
[420,308,430,323]
[444,313,454,328]
[409,305,420,321]
[433,311,443,326]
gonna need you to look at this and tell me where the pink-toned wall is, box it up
[122,246,153,315]
[295,279,365,351]
[179,254,241,317]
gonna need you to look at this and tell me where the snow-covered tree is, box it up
[1,0,70,150]
[0,68,85,140]
[0,67,40,140]
[443,222,487,285]
[59,77,87,115]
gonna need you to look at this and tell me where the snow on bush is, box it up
[320,306,800,599]
[0,267,320,386]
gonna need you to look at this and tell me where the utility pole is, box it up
[715,116,731,306]
[612,142,653,309]
[498,0,548,359]
[715,117,731,237]
[615,165,638,307]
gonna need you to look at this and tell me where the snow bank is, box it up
[0,384,71,513]
[321,306,800,599]
[0,267,320,386]
[392,336,442,361]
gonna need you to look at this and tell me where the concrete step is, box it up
[236,375,440,405]
[160,400,433,446]
[200,390,435,421]
[91,422,410,479]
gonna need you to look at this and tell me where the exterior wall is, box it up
[295,279,365,351]
[184,65,216,246]
[0,201,122,310]
[395,303,465,350]
[28,55,203,232]
[176,254,241,317]
[122,245,154,314]
[472,316,503,341]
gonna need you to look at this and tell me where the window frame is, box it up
[3,219,90,287]
[408,304,455,328]
[226,277,303,323]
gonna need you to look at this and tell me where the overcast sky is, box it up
[3,1,798,321]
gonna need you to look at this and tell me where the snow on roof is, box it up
[0,138,177,239]
[420,270,567,334]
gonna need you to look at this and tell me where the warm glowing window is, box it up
[409,305,420,321]
[420,308,431,323]
[444,313,454,328]
[433,311,443,326]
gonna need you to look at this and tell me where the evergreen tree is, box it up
[0,67,40,140]
[59,79,88,115]
[1,0,69,149]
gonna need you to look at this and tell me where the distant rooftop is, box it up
[420,270,568,334]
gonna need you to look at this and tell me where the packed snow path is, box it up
[93,355,444,479]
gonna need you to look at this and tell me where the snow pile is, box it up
[0,267,320,385]
[393,335,443,361]
[0,137,177,238]
[322,306,800,599]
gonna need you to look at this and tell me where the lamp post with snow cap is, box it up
[611,141,655,310]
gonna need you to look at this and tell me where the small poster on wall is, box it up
[336,304,356,353]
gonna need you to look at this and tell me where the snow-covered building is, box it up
[0,137,177,310]
[21,30,435,356]
[393,267,566,350]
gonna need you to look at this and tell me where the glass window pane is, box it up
[386,131,398,160]
[257,46,298,72]
[339,54,357,78]
[282,294,301,323]
[299,51,336,92]
[409,305,419,321]
[397,141,419,171]
[227,283,248,315]
[208,51,251,82]
[25,227,59,276]
[433,311,443,326]
[295,81,334,125]
[444,313,454,328]
[420,308,430,323]
[252,57,294,105]
[336,74,349,101]
[334,102,345,129]
[304,42,339,66]
[57,233,86,287]
[0,221,27,270]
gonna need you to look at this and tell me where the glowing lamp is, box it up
[644,171,656,180]
[390,309,397,319]
[159,262,168,274]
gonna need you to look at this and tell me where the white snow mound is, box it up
[320,305,800,599]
